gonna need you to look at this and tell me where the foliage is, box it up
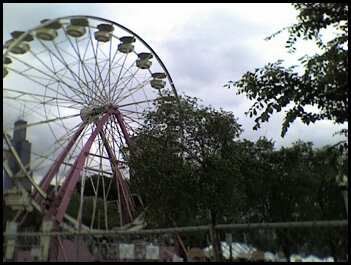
[225,3,348,137]
[234,138,348,260]
[129,93,243,227]
[128,91,347,258]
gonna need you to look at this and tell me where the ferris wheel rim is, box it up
[3,15,179,102]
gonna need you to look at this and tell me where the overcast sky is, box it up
[3,3,347,149]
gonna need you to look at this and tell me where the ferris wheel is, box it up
[3,15,180,232]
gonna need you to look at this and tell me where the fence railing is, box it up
[3,219,348,262]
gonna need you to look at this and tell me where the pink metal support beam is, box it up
[113,108,137,223]
[99,130,134,226]
[122,177,136,210]
[42,107,136,227]
[113,109,131,146]
[113,109,137,213]
[33,123,86,203]
[51,113,112,223]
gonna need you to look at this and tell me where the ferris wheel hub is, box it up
[80,104,117,122]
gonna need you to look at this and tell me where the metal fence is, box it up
[3,219,348,262]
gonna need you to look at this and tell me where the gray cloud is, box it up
[154,10,347,149]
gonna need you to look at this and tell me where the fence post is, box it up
[226,233,233,261]
[4,221,17,261]
[209,210,221,261]
[40,220,53,261]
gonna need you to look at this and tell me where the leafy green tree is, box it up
[226,3,348,137]
[129,94,243,229]
[128,94,244,261]
[308,145,347,261]
[233,138,347,260]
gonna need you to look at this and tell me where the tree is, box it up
[230,139,317,260]
[129,94,244,261]
[308,145,348,261]
[233,138,347,261]
[129,94,243,228]
[225,3,348,137]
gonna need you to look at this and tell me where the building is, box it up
[3,119,32,192]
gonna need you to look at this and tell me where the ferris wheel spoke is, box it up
[66,124,94,158]
[4,99,60,131]
[86,141,107,170]
[3,95,80,110]
[43,125,82,158]
[115,78,152,104]
[97,59,111,90]
[39,39,95,105]
[29,132,76,180]
[98,50,116,98]
[119,114,144,132]
[48,55,94,76]
[114,64,140,101]
[74,38,96,100]
[7,59,85,105]
[118,98,156,108]
[3,88,81,105]
[111,116,126,147]
[140,75,154,110]
[106,36,122,81]
[121,114,146,129]
[15,70,55,82]
[45,123,86,170]
[86,27,109,102]
[125,93,141,124]
[48,40,95,104]
[109,53,129,102]
[119,108,145,115]
[99,128,125,226]
[90,161,101,229]
[96,41,109,59]
[92,128,113,229]
[9,114,81,133]
[100,36,113,101]
[93,36,109,100]
[55,107,73,135]
[68,30,105,102]
[32,152,113,181]
[29,47,90,105]
[99,138,109,230]
[111,63,140,103]
[104,56,126,101]
[105,175,114,204]
[47,82,71,136]
[77,161,87,229]
[48,48,58,73]
[44,108,59,142]
[53,40,83,62]
[114,112,138,135]
[111,115,129,154]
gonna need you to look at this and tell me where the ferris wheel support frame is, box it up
[4,15,183,236]
[33,123,86,204]
[34,107,134,226]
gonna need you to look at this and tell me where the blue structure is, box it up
[3,119,32,191]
